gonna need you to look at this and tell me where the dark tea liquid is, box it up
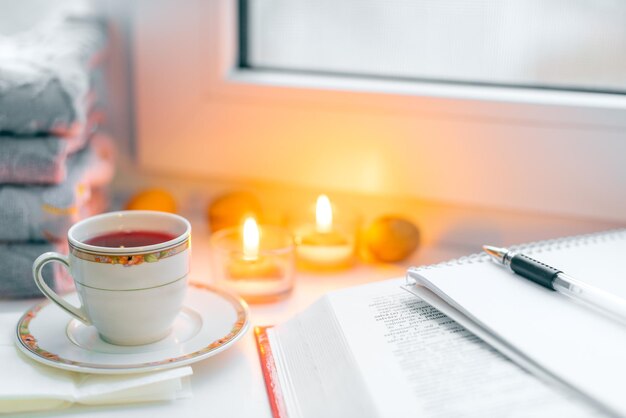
[84,230,177,248]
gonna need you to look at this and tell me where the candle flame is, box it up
[243,217,260,260]
[316,194,333,233]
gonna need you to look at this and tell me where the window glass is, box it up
[242,0,626,93]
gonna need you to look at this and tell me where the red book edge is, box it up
[254,326,289,418]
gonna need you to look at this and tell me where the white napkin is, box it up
[0,313,193,414]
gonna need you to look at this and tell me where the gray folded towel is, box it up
[0,9,106,135]
[0,185,108,299]
[0,134,114,242]
[0,242,62,299]
[0,112,100,184]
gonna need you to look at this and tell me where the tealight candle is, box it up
[210,218,295,303]
[293,195,357,269]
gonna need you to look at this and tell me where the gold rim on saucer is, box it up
[15,283,249,374]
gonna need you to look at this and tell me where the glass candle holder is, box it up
[210,223,295,303]
[290,195,359,270]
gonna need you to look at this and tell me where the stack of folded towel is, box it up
[0,5,114,298]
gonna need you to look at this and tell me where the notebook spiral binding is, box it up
[406,228,626,284]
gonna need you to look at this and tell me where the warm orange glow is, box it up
[315,194,333,233]
[243,217,260,260]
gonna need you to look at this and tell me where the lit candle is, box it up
[210,218,295,303]
[243,217,260,261]
[293,195,356,268]
[316,195,333,233]
[228,217,280,279]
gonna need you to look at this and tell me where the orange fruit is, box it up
[207,191,262,232]
[125,188,177,213]
[364,216,420,262]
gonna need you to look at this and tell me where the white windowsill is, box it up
[228,69,626,112]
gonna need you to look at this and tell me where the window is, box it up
[133,0,626,222]
[242,0,626,94]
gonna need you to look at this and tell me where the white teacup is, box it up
[32,210,191,346]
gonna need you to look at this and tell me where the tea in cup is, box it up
[32,210,191,346]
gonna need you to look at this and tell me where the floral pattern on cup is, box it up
[69,239,190,267]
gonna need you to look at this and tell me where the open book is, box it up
[405,229,626,417]
[255,278,602,418]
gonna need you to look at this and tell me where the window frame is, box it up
[132,0,626,221]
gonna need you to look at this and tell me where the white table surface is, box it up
[0,226,464,418]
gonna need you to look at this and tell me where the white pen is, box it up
[483,245,626,327]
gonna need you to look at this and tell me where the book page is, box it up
[329,279,599,418]
[269,298,378,418]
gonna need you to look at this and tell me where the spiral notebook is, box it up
[405,229,626,417]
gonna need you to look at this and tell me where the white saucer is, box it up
[15,283,249,374]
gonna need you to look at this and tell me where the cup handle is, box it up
[32,252,92,325]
